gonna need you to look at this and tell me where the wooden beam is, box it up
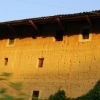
[7,24,16,34]
[56,18,66,32]
[85,15,92,27]
[29,20,40,33]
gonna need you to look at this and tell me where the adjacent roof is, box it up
[0,10,100,28]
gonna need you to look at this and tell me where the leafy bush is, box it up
[48,80,100,100]
[75,80,100,100]
[48,90,67,100]
[0,72,29,100]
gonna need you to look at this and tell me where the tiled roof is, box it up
[0,10,100,26]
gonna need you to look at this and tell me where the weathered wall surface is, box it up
[0,21,100,99]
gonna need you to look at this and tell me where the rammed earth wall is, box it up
[0,18,100,99]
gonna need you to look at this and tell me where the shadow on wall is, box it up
[1,20,100,40]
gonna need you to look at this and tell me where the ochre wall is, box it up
[0,21,100,99]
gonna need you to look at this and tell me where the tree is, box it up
[48,90,67,100]
[75,80,100,100]
[0,72,29,100]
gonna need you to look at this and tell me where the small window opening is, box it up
[38,58,44,68]
[5,58,8,66]
[82,28,89,39]
[55,30,63,41]
[32,91,39,100]
[9,37,15,45]
[32,32,36,39]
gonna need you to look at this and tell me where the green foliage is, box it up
[0,72,28,100]
[74,80,100,100]
[0,72,100,100]
[2,94,16,100]
[10,82,22,90]
[48,80,100,100]
[0,72,12,81]
[0,88,6,94]
[0,94,26,100]
[0,72,12,77]
[48,90,67,100]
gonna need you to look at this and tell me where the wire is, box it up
[14,0,78,10]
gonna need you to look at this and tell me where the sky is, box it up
[0,0,100,22]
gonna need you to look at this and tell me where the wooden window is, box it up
[32,91,39,100]
[82,28,89,39]
[5,58,8,66]
[38,58,44,68]
[9,37,15,45]
[55,30,63,41]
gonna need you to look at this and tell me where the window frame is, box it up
[79,27,92,42]
[6,37,16,47]
[4,58,8,66]
[82,28,90,39]
[37,58,44,68]
[9,37,15,45]
[32,91,39,100]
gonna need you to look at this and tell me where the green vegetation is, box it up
[75,80,100,100]
[0,72,100,100]
[48,90,67,100]
[0,72,28,100]
[48,80,100,100]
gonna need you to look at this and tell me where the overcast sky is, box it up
[0,0,100,22]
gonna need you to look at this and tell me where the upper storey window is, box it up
[9,37,15,45]
[55,30,63,41]
[32,32,37,39]
[79,27,92,42]
[82,28,89,39]
[6,37,15,47]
